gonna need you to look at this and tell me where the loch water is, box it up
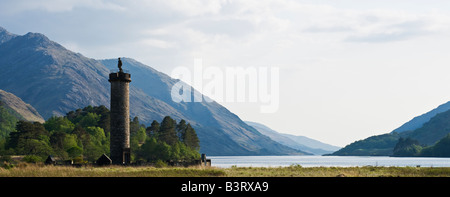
[208,155,450,168]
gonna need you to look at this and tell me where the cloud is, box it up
[140,38,178,49]
[162,0,224,17]
[0,0,125,14]
[345,20,433,43]
[187,18,256,38]
[304,25,353,33]
[296,6,450,43]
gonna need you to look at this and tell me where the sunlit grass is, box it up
[222,165,450,177]
[1,163,450,177]
[0,163,226,177]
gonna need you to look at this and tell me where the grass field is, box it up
[2,164,450,177]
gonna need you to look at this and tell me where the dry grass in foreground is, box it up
[1,164,450,177]
[224,165,450,177]
[0,163,225,177]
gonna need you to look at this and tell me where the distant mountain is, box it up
[245,121,340,155]
[329,102,450,156]
[0,30,110,119]
[0,89,44,123]
[0,27,16,45]
[280,134,340,155]
[0,26,303,156]
[391,101,450,133]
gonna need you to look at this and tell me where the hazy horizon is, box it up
[2,0,450,147]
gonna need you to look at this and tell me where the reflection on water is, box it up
[208,155,450,168]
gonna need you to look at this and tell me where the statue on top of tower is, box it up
[118,57,123,73]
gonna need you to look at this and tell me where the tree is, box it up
[138,137,159,161]
[78,112,100,128]
[176,119,187,141]
[159,116,178,146]
[130,117,147,160]
[16,121,49,139]
[50,131,67,150]
[48,126,77,159]
[7,121,50,155]
[85,127,106,143]
[0,104,19,140]
[44,116,75,133]
[22,139,52,157]
[67,146,83,158]
[96,106,110,135]
[137,137,172,162]
[71,125,90,150]
[146,120,160,138]
[84,126,108,161]
[182,123,200,151]
[134,127,146,145]
[130,116,140,135]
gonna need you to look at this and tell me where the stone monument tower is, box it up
[109,58,131,164]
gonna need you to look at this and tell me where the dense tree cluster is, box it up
[136,117,200,163]
[0,105,200,163]
[393,135,450,157]
[393,137,422,157]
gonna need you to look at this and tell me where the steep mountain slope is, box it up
[0,27,302,156]
[245,121,339,155]
[0,30,110,118]
[0,28,179,124]
[0,89,44,140]
[401,109,450,145]
[391,101,450,133]
[0,89,44,123]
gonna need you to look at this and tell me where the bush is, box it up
[0,155,12,162]
[1,162,14,169]
[73,156,87,164]
[154,160,167,168]
[22,155,43,163]
[67,146,83,159]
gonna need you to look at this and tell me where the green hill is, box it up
[420,134,450,157]
[328,133,399,156]
[329,108,450,157]
[0,89,44,139]
[401,109,450,145]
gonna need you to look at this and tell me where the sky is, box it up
[2,0,450,147]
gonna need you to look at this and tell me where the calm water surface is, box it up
[208,155,450,168]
